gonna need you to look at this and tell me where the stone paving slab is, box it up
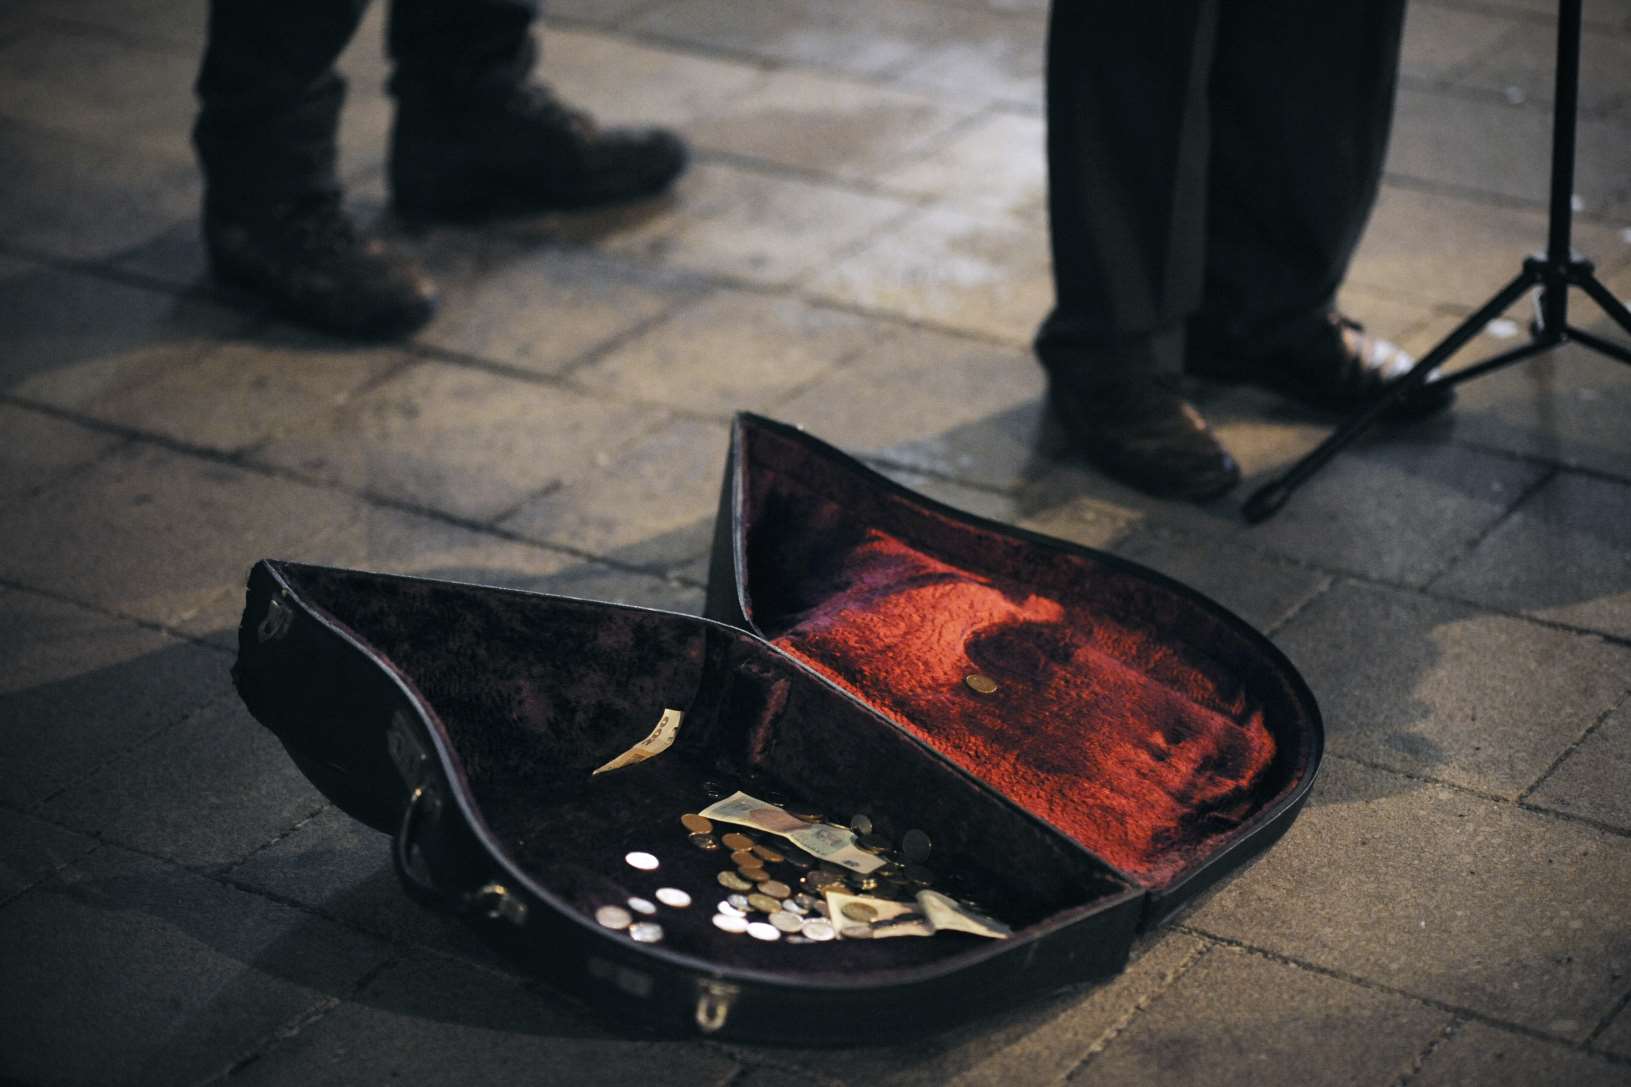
[0,586,232,809]
[585,159,915,288]
[1527,699,1631,832]
[0,255,252,405]
[890,20,1043,114]
[1413,1020,1628,1086]
[1400,2,1521,85]
[680,66,977,186]
[227,804,528,973]
[0,808,98,905]
[569,288,884,415]
[413,235,708,377]
[1385,86,1631,214]
[1189,758,1631,1041]
[0,117,199,262]
[15,0,206,52]
[1455,17,1631,116]
[538,25,769,131]
[735,934,1206,1087]
[0,445,581,645]
[0,402,124,507]
[0,842,393,1087]
[251,361,664,523]
[227,949,741,1087]
[879,110,1046,223]
[499,415,728,570]
[804,205,1051,343]
[1431,469,1631,640]
[42,698,326,870]
[1068,945,1453,1087]
[1599,1004,1631,1057]
[1271,579,1631,799]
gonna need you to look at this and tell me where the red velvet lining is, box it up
[737,427,1290,888]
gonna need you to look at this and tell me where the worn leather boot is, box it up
[1190,311,1454,419]
[390,83,688,222]
[1048,373,1240,501]
[205,192,438,338]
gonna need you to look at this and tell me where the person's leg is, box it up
[193,2,368,211]
[192,1,437,337]
[1036,0,1238,500]
[386,0,687,220]
[1190,0,1446,415]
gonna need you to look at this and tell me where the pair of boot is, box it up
[1046,314,1454,501]
[204,84,687,338]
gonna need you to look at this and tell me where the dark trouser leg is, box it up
[387,0,538,106]
[193,1,371,211]
[1193,0,1407,352]
[1036,0,1219,384]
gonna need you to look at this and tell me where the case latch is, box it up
[475,882,528,926]
[257,593,294,643]
[694,979,738,1034]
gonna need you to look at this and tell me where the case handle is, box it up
[393,783,470,915]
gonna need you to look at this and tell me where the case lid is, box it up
[707,414,1323,897]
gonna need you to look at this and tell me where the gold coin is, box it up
[752,844,784,863]
[718,871,752,891]
[720,832,754,851]
[680,813,713,834]
[729,849,759,868]
[738,864,769,882]
[757,879,791,899]
[965,673,999,694]
[841,901,878,922]
[747,892,781,914]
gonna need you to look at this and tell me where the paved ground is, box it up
[3,0,1630,1084]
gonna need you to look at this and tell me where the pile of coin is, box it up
[591,787,1005,948]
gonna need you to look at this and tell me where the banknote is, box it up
[593,708,685,776]
[916,889,1011,939]
[699,791,886,874]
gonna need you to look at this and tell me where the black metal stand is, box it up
[1244,0,1631,523]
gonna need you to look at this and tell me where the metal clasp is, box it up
[475,882,528,926]
[695,979,738,1034]
[257,594,293,642]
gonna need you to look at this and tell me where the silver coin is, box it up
[713,912,749,934]
[901,828,932,864]
[727,893,751,912]
[655,887,692,909]
[769,910,804,932]
[746,921,781,942]
[780,897,808,916]
[849,813,873,835]
[840,923,874,939]
[785,934,810,944]
[625,851,659,871]
[595,905,632,930]
[627,896,657,915]
[628,921,664,943]
[718,899,747,918]
[801,918,836,941]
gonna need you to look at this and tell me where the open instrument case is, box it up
[233,413,1322,1043]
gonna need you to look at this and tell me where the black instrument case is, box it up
[233,413,1322,1043]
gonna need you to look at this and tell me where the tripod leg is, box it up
[1572,271,1631,339]
[1243,267,1540,523]
[1566,326,1631,366]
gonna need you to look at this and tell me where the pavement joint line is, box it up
[708,1041,846,1087]
[212,955,403,1085]
[1415,0,1631,36]
[223,802,335,880]
[0,571,236,658]
[1586,987,1631,1049]
[1446,434,1631,491]
[0,236,264,319]
[1396,1017,1468,1087]
[1319,751,1631,841]
[1060,938,1214,1084]
[1263,573,1339,639]
[1173,924,1631,1066]
[0,816,101,913]
[1518,687,1631,805]
[1419,462,1558,588]
[687,145,943,205]
[550,282,727,383]
[1378,169,1631,226]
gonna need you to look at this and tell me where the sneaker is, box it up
[205,192,437,338]
[390,83,688,221]
[1190,311,1453,419]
